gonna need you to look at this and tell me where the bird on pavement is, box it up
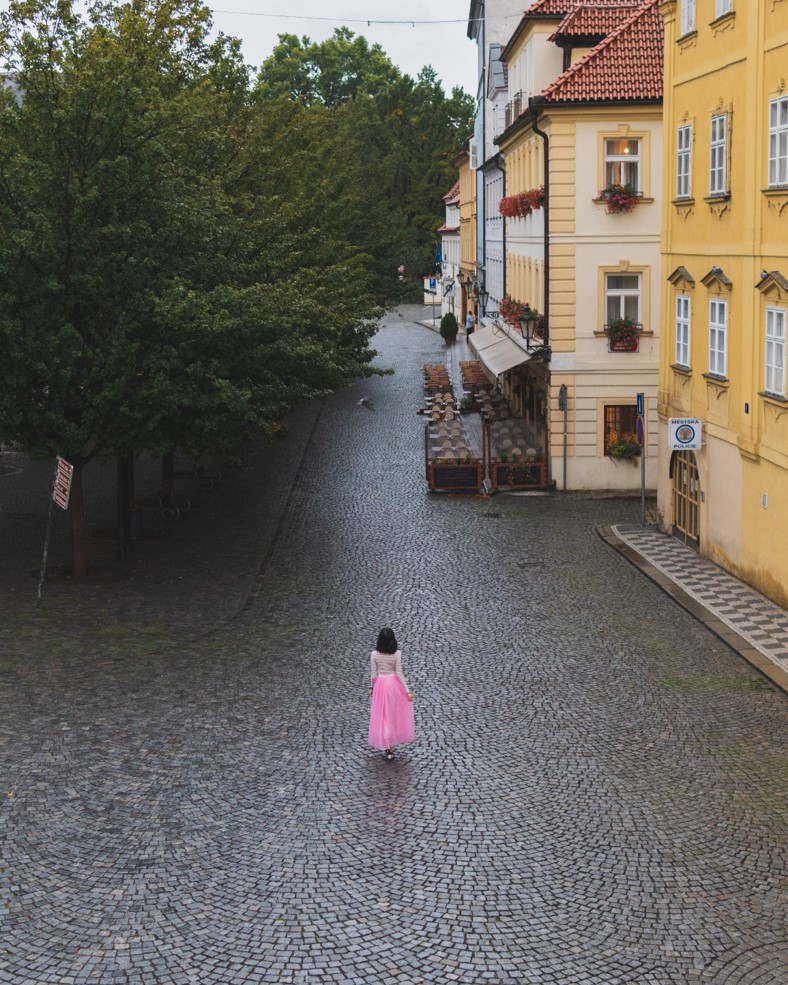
[357,397,375,410]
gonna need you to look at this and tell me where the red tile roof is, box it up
[524,0,645,18]
[539,0,662,104]
[523,0,575,14]
[548,4,641,41]
[443,180,461,203]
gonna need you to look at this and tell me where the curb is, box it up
[597,524,788,695]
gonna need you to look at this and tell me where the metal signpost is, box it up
[36,456,73,609]
[636,393,645,524]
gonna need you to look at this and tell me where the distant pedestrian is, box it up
[465,311,475,339]
[368,627,415,761]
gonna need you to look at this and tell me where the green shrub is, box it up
[440,312,459,340]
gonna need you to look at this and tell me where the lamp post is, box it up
[518,305,536,348]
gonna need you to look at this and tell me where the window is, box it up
[604,405,638,457]
[605,273,641,324]
[680,0,695,35]
[710,114,728,196]
[676,295,691,366]
[715,0,732,15]
[677,125,692,199]
[769,97,788,188]
[604,138,640,190]
[469,138,479,170]
[709,299,727,377]
[765,307,786,397]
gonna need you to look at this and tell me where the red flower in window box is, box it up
[498,186,545,219]
[606,318,641,351]
[598,183,639,214]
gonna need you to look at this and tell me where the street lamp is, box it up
[520,304,536,349]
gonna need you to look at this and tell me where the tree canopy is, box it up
[0,1,472,572]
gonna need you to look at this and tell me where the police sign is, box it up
[668,418,702,450]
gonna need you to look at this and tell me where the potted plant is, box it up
[440,312,459,342]
[607,431,641,462]
[598,182,638,214]
[606,317,641,351]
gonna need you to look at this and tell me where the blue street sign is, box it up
[636,415,645,446]
[636,392,644,417]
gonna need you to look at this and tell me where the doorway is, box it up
[671,450,700,548]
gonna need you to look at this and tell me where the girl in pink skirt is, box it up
[368,628,415,761]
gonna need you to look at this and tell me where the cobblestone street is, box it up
[1,309,786,984]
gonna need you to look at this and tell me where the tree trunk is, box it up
[116,454,130,561]
[161,452,174,506]
[70,463,88,579]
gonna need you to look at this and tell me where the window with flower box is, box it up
[765,307,786,398]
[710,114,728,196]
[604,138,640,191]
[676,295,691,367]
[605,273,640,325]
[603,404,640,460]
[769,96,788,188]
[708,299,727,377]
[676,124,692,199]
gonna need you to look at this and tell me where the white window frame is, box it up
[677,125,692,199]
[715,0,732,16]
[709,298,727,377]
[604,138,641,191]
[676,295,691,367]
[768,96,788,188]
[680,0,696,35]
[605,273,641,325]
[765,307,786,397]
[469,138,479,171]
[710,114,728,196]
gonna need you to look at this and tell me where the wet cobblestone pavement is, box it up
[1,308,786,984]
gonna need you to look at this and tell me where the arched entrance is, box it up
[670,450,700,548]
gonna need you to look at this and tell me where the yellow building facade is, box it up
[498,1,664,490]
[658,0,788,606]
[457,147,477,320]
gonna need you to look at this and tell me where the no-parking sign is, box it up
[669,418,702,450]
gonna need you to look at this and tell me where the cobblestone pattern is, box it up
[1,308,786,984]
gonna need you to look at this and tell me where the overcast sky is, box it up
[0,1,480,96]
[209,2,479,95]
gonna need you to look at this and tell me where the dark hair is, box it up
[376,628,397,654]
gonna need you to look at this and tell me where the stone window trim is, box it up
[671,363,692,377]
[702,372,729,386]
[597,127,652,199]
[759,391,788,406]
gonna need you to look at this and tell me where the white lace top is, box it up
[370,649,409,689]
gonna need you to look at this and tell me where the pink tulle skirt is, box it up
[368,674,416,750]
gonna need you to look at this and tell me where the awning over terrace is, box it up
[469,324,532,381]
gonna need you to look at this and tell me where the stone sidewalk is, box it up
[600,525,788,694]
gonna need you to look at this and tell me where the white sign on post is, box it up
[53,456,74,510]
[668,418,702,450]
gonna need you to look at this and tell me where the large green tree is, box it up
[256,29,474,295]
[0,1,380,575]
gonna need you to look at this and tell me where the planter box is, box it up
[492,461,547,490]
[427,462,484,493]
[608,337,639,352]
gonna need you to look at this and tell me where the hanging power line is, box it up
[212,10,486,28]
